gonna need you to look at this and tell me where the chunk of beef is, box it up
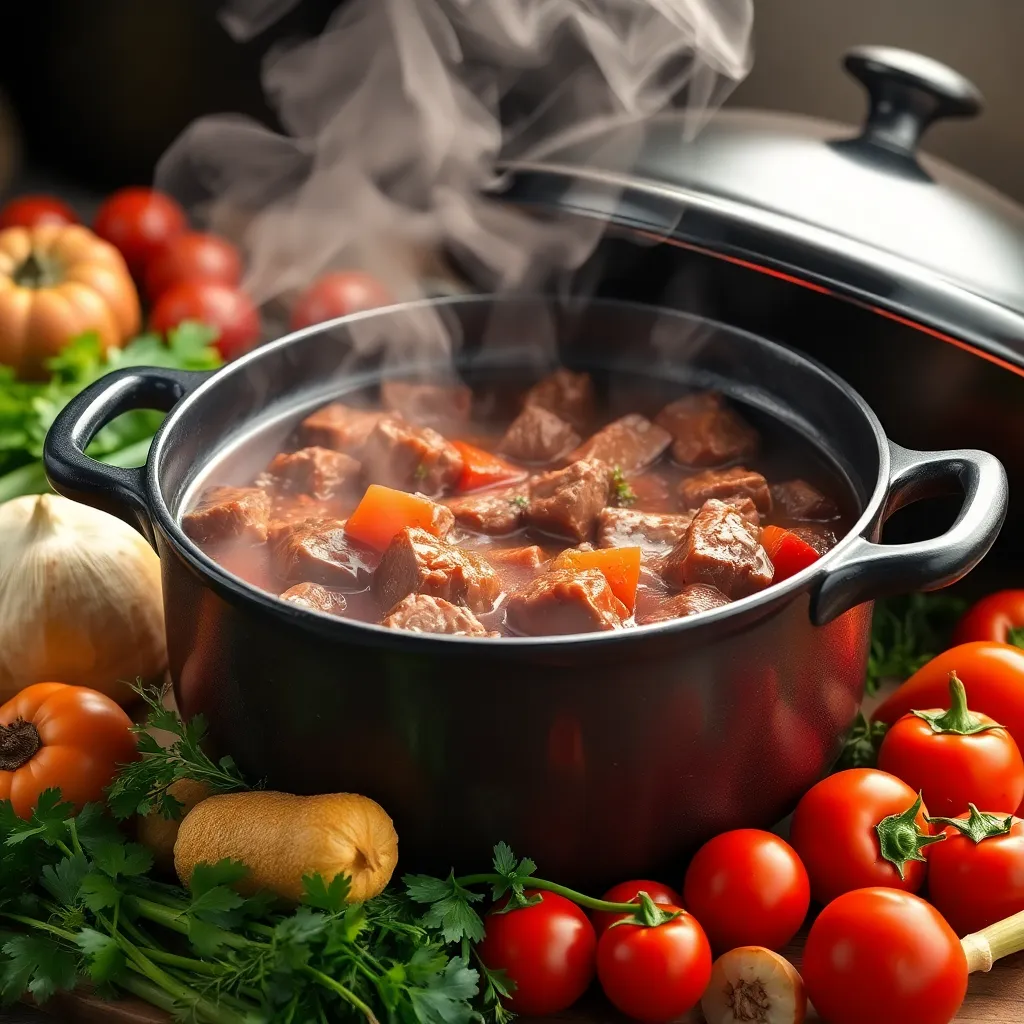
[263,447,361,500]
[182,486,270,545]
[523,369,595,430]
[268,518,375,588]
[728,497,763,531]
[484,545,548,570]
[526,458,610,542]
[505,568,628,636]
[499,406,580,464]
[679,466,772,518]
[373,527,501,613]
[662,499,773,599]
[381,379,472,425]
[790,524,839,556]
[444,486,527,536]
[300,403,389,455]
[361,418,464,496]
[568,414,671,473]
[637,584,731,625]
[771,479,841,522]
[596,508,694,556]
[382,594,497,637]
[279,582,349,614]
[655,392,758,467]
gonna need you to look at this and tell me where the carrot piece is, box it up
[554,546,642,612]
[345,485,449,551]
[762,525,820,582]
[451,440,527,493]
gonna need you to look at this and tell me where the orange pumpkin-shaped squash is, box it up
[0,223,140,378]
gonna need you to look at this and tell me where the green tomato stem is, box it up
[912,671,999,735]
[453,874,661,915]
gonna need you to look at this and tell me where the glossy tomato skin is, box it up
[150,281,260,361]
[873,642,1024,753]
[0,682,138,818]
[93,187,187,278]
[789,769,934,904]
[290,271,392,331]
[682,829,810,953]
[954,591,1024,646]
[596,906,712,1023]
[0,195,79,229]
[803,888,968,1024]
[877,710,1024,817]
[928,814,1024,936]
[591,881,681,936]
[477,890,596,1016]
[145,232,243,302]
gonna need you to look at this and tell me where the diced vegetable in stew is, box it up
[182,369,850,637]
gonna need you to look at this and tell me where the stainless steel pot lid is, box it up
[500,46,1024,363]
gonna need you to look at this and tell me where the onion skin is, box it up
[0,495,166,705]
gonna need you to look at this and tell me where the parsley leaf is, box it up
[4,790,75,847]
[0,935,76,1004]
[40,855,89,906]
[405,873,486,944]
[490,842,538,907]
[834,713,890,772]
[611,465,636,507]
[408,956,480,1024]
[75,928,125,985]
[302,873,352,913]
[79,873,119,913]
[89,840,153,880]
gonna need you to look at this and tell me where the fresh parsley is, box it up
[0,322,221,504]
[610,465,636,507]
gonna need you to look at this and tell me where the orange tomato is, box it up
[0,682,138,818]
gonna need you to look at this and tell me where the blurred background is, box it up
[0,0,1019,205]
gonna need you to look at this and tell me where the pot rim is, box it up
[146,294,891,649]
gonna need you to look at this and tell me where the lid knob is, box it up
[843,45,983,159]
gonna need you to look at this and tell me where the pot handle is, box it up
[43,366,212,539]
[810,442,1008,626]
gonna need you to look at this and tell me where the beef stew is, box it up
[182,370,853,638]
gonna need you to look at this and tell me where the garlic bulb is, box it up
[0,494,166,704]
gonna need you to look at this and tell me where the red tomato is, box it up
[290,271,392,331]
[873,642,1024,754]
[0,195,79,229]
[789,769,940,904]
[93,187,187,278]
[954,591,1024,647]
[477,890,596,1016]
[761,525,820,581]
[682,829,810,953]
[144,232,242,302]
[596,906,712,1023]
[150,281,260,361]
[928,808,1024,936]
[877,671,1024,817]
[802,888,968,1024]
[591,881,681,936]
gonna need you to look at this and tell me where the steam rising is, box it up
[156,0,752,350]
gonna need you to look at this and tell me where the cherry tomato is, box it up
[0,195,79,229]
[928,808,1024,936]
[591,880,681,936]
[596,906,711,1023]
[290,271,392,331]
[150,281,260,361]
[877,671,1024,817]
[789,769,939,904]
[803,888,968,1024]
[954,591,1024,647]
[682,829,810,953]
[873,642,1024,756]
[93,187,187,278]
[476,890,596,1016]
[144,232,242,302]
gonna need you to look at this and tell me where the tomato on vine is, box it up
[591,880,681,936]
[596,898,711,1023]
[476,890,596,1016]
[789,769,942,904]
[877,671,1024,816]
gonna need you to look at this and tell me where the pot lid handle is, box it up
[843,45,983,158]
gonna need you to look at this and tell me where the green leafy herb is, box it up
[610,465,636,507]
[834,712,889,771]
[866,593,966,695]
[509,494,528,510]
[404,872,486,944]
[489,842,538,909]
[0,322,221,504]
[105,683,250,821]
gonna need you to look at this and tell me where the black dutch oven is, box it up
[42,295,1006,885]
